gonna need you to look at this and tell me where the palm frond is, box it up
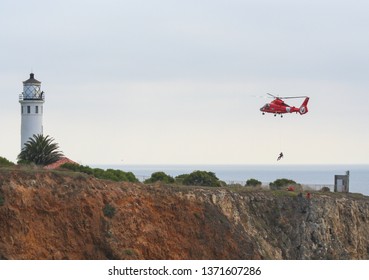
[18,134,64,166]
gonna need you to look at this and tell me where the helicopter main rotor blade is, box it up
[267,93,277,98]
[264,93,308,99]
[279,96,308,99]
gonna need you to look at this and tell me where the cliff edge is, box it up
[0,169,368,260]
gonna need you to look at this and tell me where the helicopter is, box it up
[260,93,310,117]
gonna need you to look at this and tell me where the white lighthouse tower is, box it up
[19,73,45,149]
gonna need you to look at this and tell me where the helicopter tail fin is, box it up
[299,97,309,115]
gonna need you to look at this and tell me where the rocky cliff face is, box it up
[1,169,369,260]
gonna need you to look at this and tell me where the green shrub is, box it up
[321,186,331,192]
[0,156,15,167]
[175,174,189,184]
[0,193,4,206]
[60,162,79,171]
[61,163,138,183]
[182,170,221,187]
[103,203,116,218]
[144,171,175,184]
[246,178,262,187]
[269,178,297,190]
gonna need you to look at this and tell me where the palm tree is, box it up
[17,134,64,166]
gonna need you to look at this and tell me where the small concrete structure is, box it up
[334,171,350,193]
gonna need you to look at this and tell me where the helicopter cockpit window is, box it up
[260,104,270,111]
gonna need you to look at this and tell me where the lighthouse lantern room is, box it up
[19,73,45,149]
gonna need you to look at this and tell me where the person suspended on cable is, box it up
[277,152,284,161]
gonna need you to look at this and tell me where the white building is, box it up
[19,73,45,149]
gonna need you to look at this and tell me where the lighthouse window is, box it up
[35,106,39,114]
[27,106,30,114]
[21,106,23,114]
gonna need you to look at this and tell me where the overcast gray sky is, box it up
[1,0,369,164]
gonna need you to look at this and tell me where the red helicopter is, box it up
[260,93,310,117]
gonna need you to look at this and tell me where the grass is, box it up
[270,189,299,197]
[348,192,368,199]
[0,165,89,178]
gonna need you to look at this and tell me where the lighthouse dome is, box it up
[23,73,41,84]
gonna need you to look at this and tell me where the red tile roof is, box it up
[43,157,78,170]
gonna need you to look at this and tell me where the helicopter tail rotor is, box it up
[299,97,310,114]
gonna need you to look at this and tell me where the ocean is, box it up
[92,164,369,196]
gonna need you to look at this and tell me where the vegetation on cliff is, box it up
[0,156,15,167]
[61,162,138,182]
[144,170,222,187]
[179,170,222,187]
[269,178,299,190]
[246,178,262,187]
[144,171,175,184]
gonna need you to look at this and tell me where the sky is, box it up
[1,0,369,165]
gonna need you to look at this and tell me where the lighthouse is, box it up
[19,73,45,149]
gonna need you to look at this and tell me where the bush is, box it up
[182,170,221,187]
[175,174,189,184]
[0,156,15,167]
[246,178,262,187]
[103,203,116,218]
[269,178,297,190]
[144,171,175,184]
[321,186,331,192]
[61,163,138,183]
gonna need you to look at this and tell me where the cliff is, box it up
[1,168,369,260]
